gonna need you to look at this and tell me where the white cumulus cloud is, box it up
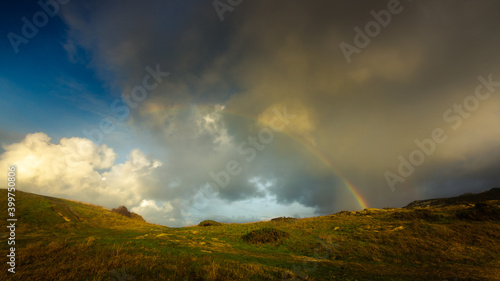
[0,132,163,212]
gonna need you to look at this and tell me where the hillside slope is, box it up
[1,189,500,280]
[406,188,500,208]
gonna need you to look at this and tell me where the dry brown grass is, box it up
[2,189,500,280]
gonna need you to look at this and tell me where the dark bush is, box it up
[271,217,296,222]
[112,205,131,218]
[242,227,290,244]
[337,211,353,216]
[112,206,145,221]
[199,220,222,226]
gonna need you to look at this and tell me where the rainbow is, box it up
[300,143,369,210]
[258,123,369,210]
[143,103,369,210]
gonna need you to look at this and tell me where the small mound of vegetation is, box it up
[112,205,131,217]
[456,202,500,221]
[337,210,353,216]
[111,205,145,221]
[241,227,290,244]
[271,216,296,222]
[198,220,222,226]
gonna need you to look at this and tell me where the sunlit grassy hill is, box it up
[1,188,500,280]
[1,190,160,233]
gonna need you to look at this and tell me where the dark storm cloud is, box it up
[56,0,500,223]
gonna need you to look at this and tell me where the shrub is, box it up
[270,217,296,222]
[199,220,222,226]
[112,205,132,218]
[241,227,290,244]
[338,211,353,216]
[112,206,146,221]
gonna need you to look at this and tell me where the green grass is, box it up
[1,189,500,280]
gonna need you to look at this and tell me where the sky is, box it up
[1,0,500,227]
